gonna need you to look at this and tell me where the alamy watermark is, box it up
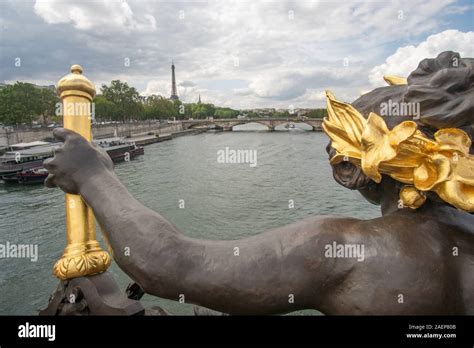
[18,322,55,341]
[217,147,257,167]
[55,101,96,121]
[0,241,38,262]
[324,241,365,262]
[380,99,420,120]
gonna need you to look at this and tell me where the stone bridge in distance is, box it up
[181,118,323,131]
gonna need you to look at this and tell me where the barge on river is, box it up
[0,138,144,184]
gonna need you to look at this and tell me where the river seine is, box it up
[0,125,379,314]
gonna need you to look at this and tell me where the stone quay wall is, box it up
[0,122,184,147]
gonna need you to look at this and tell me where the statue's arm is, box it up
[45,128,352,314]
[81,170,348,314]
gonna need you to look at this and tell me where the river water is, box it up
[0,125,380,315]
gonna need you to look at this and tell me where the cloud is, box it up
[143,79,208,104]
[143,80,170,97]
[248,72,308,100]
[233,88,252,96]
[300,89,326,103]
[242,66,366,103]
[369,30,474,87]
[33,0,156,32]
[0,0,472,109]
[179,80,196,87]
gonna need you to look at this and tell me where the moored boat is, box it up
[94,137,145,163]
[0,144,60,183]
[16,167,49,185]
[0,137,144,184]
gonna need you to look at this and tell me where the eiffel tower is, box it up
[170,60,179,101]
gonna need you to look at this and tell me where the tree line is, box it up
[0,80,326,126]
[96,80,242,122]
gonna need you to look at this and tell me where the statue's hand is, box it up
[44,128,113,194]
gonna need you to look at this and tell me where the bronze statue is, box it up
[42,51,474,315]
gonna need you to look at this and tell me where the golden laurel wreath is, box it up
[323,85,474,213]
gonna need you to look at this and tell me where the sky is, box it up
[0,0,473,109]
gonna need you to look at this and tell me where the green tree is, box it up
[273,110,290,118]
[0,82,57,125]
[191,103,216,119]
[173,99,184,120]
[100,80,143,122]
[246,111,259,118]
[94,95,118,121]
[307,109,327,118]
[143,95,177,120]
[0,79,248,126]
[38,87,59,125]
[214,107,239,119]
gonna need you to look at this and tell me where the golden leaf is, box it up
[323,91,474,212]
[383,75,408,86]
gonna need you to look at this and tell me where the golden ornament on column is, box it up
[53,64,111,280]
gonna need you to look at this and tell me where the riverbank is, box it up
[0,129,210,156]
[123,128,207,147]
[0,124,211,153]
[0,122,184,149]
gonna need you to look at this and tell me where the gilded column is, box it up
[53,64,111,280]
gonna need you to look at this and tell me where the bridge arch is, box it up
[232,121,272,131]
[182,118,323,131]
[186,121,214,130]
